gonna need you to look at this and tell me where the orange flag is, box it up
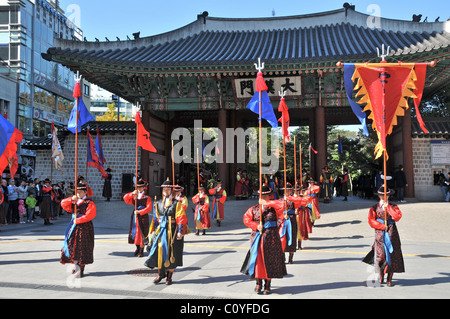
[135,111,157,153]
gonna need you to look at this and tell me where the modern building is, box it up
[90,84,137,120]
[0,0,90,179]
[41,5,450,199]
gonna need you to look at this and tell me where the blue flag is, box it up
[338,135,343,155]
[246,91,278,128]
[67,97,94,134]
[343,64,369,136]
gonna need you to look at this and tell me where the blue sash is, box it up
[212,195,222,219]
[248,221,277,276]
[377,219,394,266]
[62,212,85,258]
[131,206,145,240]
[149,215,168,263]
[280,213,293,247]
[196,204,202,222]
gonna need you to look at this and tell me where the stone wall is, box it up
[34,133,140,201]
[412,138,450,201]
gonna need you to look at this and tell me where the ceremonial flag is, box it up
[246,91,278,128]
[95,127,106,165]
[309,143,318,154]
[338,135,343,155]
[87,129,108,178]
[278,97,290,143]
[51,122,64,174]
[67,82,94,134]
[135,111,157,153]
[0,115,23,176]
[344,62,428,159]
[246,72,278,128]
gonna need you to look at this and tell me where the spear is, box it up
[255,58,264,234]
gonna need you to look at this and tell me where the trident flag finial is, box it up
[376,44,391,62]
[74,71,82,83]
[254,57,265,72]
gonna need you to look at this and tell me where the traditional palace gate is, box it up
[43,6,450,196]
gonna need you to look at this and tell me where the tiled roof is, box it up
[44,9,450,68]
[412,119,450,138]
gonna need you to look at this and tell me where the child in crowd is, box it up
[26,193,37,223]
[18,200,26,224]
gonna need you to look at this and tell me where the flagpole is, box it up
[299,143,303,190]
[73,72,80,225]
[135,109,139,214]
[294,136,297,194]
[255,58,264,234]
[279,90,288,217]
[172,140,175,186]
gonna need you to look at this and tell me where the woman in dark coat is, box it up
[363,187,405,286]
[40,179,53,225]
[102,168,112,201]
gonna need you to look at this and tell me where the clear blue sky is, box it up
[58,0,449,40]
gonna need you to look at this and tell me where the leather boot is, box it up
[255,279,262,294]
[263,279,271,295]
[166,271,173,285]
[288,252,294,264]
[153,269,166,284]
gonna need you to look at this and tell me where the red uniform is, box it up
[209,187,227,221]
[192,193,211,230]
[123,192,152,246]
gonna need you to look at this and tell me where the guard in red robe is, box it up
[363,187,404,287]
[306,178,321,222]
[241,185,287,295]
[276,183,311,263]
[208,179,227,226]
[340,167,349,201]
[60,182,96,278]
[192,183,211,235]
[123,178,152,257]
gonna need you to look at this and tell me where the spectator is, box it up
[1,178,8,224]
[7,179,19,224]
[25,193,37,223]
[438,173,450,202]
[18,180,29,202]
[394,165,408,203]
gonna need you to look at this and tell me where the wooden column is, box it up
[218,108,229,189]
[402,108,414,198]
[314,105,327,181]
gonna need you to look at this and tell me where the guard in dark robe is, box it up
[241,185,287,295]
[39,178,53,225]
[60,182,96,278]
[102,168,112,201]
[123,178,151,257]
[144,180,188,285]
[320,166,333,203]
[340,167,349,201]
[363,187,405,287]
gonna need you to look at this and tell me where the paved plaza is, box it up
[0,195,449,300]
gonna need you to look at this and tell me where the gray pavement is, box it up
[0,195,449,299]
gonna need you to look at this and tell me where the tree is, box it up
[96,103,130,121]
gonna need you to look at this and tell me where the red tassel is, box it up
[73,82,81,99]
[255,72,268,92]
